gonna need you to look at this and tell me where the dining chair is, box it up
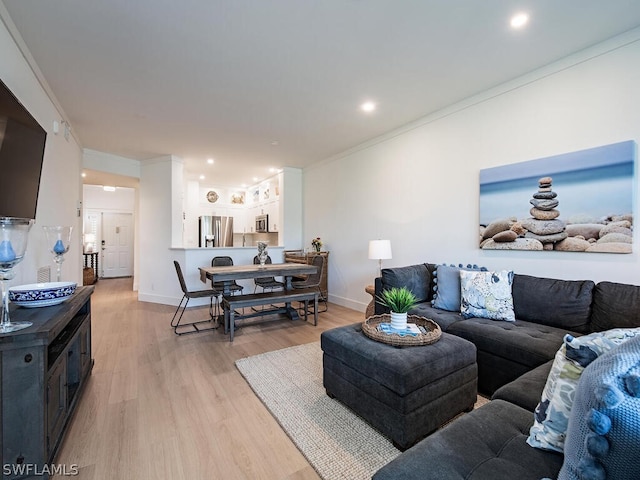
[211,256,244,295]
[252,255,285,293]
[291,254,327,313]
[171,260,219,335]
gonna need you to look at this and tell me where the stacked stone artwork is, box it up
[480,174,633,253]
[521,177,567,248]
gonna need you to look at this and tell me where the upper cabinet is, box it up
[247,177,280,232]
[263,201,279,232]
[183,172,284,246]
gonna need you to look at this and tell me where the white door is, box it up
[102,212,133,278]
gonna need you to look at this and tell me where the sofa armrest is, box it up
[374,276,389,315]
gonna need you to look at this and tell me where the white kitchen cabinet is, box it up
[263,201,279,232]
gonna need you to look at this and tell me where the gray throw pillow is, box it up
[381,264,431,303]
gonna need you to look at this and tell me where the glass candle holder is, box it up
[43,226,73,282]
[0,217,33,333]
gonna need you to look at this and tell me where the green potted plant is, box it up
[376,286,418,330]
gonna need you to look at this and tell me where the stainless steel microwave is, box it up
[256,214,269,233]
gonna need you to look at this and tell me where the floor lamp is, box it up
[368,240,392,277]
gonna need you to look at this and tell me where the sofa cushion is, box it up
[381,264,431,304]
[558,335,640,480]
[511,274,595,333]
[372,400,563,480]
[492,360,553,412]
[527,328,640,453]
[447,317,568,369]
[409,302,464,331]
[431,264,485,312]
[590,281,640,332]
[460,270,515,321]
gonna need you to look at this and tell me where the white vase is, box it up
[389,311,408,331]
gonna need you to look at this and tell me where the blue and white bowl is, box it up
[9,282,77,308]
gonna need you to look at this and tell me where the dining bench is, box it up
[221,288,319,341]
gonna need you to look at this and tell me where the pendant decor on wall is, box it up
[479,140,636,254]
[206,190,219,203]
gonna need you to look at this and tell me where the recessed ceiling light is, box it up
[207,158,214,164]
[253,177,259,182]
[510,12,529,29]
[103,186,116,192]
[81,172,86,178]
[199,174,205,180]
[361,101,376,113]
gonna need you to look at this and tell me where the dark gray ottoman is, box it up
[321,323,478,450]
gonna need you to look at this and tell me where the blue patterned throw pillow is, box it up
[459,269,515,321]
[528,328,640,453]
[558,335,640,480]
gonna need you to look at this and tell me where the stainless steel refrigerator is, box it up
[199,216,234,247]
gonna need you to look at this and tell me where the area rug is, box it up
[236,341,488,480]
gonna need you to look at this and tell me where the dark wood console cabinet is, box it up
[0,286,94,479]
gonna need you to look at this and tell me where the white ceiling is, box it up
[3,1,640,188]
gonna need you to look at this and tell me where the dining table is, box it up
[198,262,317,293]
[198,262,320,338]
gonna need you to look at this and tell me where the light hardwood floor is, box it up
[53,278,361,479]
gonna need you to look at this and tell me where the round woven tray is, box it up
[362,314,442,347]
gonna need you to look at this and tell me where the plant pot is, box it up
[389,311,408,331]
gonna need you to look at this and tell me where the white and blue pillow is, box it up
[527,328,640,453]
[459,269,515,321]
[558,335,640,479]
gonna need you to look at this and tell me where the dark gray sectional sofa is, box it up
[371,262,640,480]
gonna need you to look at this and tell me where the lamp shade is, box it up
[368,240,392,260]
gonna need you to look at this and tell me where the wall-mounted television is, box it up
[0,78,47,219]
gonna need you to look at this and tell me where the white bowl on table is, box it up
[8,282,77,308]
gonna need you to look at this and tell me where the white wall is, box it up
[304,31,640,312]
[0,12,83,286]
[281,167,303,250]
[137,155,182,303]
[83,148,141,178]
[83,185,136,211]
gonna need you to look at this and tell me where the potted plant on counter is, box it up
[376,286,418,331]
[311,237,323,252]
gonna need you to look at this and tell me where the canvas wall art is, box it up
[231,192,245,204]
[479,140,636,253]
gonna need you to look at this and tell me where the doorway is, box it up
[101,212,133,278]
